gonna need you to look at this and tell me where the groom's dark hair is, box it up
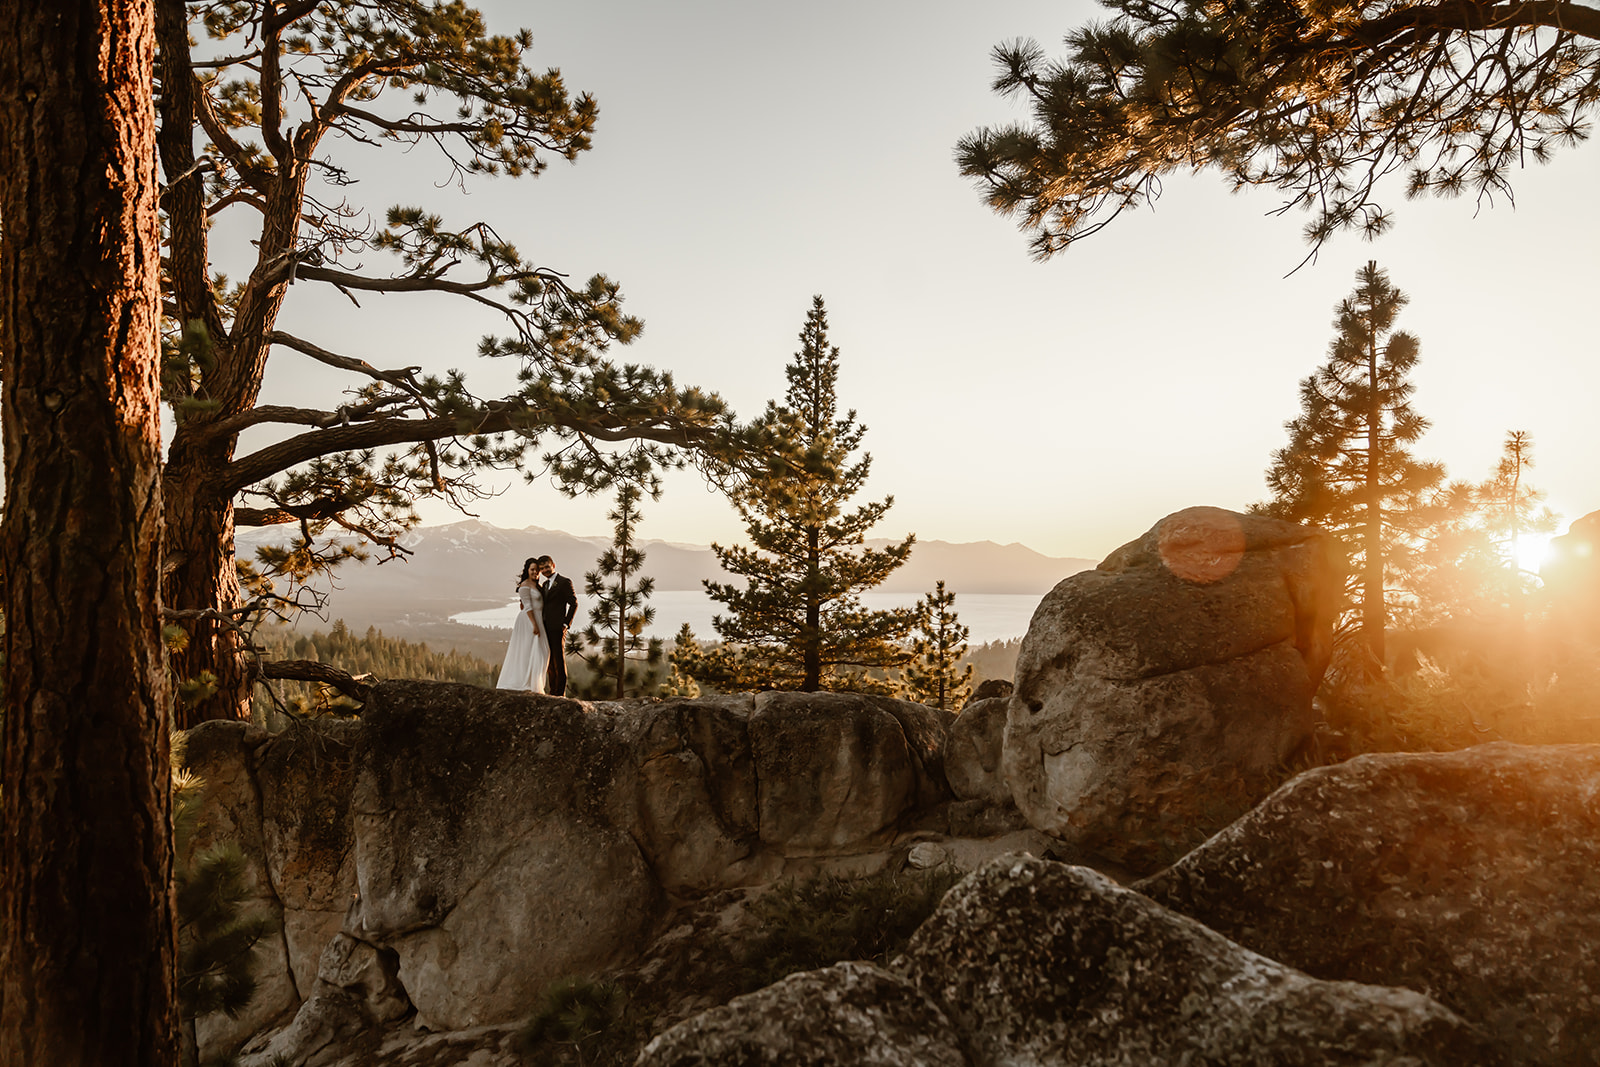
[535,554,554,567]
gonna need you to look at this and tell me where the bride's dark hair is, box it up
[516,557,538,584]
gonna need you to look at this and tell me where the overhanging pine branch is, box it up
[292,263,562,296]
[221,400,719,494]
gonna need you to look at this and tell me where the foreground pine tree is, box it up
[153,1,743,725]
[689,297,916,693]
[1260,262,1444,668]
[570,484,663,699]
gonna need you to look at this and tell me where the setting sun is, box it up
[1518,532,1558,579]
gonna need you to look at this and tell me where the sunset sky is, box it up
[251,0,1600,563]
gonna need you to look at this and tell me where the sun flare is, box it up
[1516,532,1557,579]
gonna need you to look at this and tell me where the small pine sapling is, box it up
[570,484,663,698]
[904,580,974,711]
[172,747,278,1056]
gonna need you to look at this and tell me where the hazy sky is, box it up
[250,0,1600,562]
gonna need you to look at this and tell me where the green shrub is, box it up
[172,743,278,1067]
[514,977,628,1067]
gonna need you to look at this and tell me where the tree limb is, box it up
[258,659,375,703]
[269,330,426,391]
[222,400,720,495]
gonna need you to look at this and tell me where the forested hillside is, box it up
[252,622,497,718]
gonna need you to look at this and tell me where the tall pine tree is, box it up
[571,483,662,699]
[903,581,974,711]
[690,297,915,693]
[1262,262,1444,669]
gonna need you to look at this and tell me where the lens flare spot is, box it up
[1157,507,1246,584]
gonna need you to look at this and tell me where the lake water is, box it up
[451,590,1044,646]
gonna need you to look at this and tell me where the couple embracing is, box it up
[495,555,577,696]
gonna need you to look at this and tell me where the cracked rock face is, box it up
[898,857,1501,1066]
[1138,743,1600,1067]
[1004,506,1340,871]
[349,683,661,1031]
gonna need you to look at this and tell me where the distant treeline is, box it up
[965,638,1023,689]
[252,621,497,719]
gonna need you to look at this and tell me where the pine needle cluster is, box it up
[958,0,1600,258]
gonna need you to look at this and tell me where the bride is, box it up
[495,557,551,692]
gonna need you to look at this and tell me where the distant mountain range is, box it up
[235,519,1097,626]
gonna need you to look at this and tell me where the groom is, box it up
[535,555,578,696]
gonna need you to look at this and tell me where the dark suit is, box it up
[539,573,578,696]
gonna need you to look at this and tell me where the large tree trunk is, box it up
[162,443,253,730]
[0,1,177,1064]
[153,0,314,724]
[155,64,309,723]
[153,0,253,729]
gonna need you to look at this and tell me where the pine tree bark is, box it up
[154,0,313,724]
[162,446,253,729]
[803,527,821,691]
[1363,330,1386,669]
[0,1,177,1064]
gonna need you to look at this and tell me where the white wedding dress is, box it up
[495,583,551,693]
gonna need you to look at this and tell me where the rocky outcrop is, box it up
[609,696,763,895]
[348,685,661,1031]
[638,962,970,1067]
[185,681,960,1065]
[944,694,1010,806]
[187,617,1600,1067]
[748,692,952,854]
[643,856,1501,1066]
[1005,506,1340,871]
[1138,743,1600,1067]
[254,721,363,997]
